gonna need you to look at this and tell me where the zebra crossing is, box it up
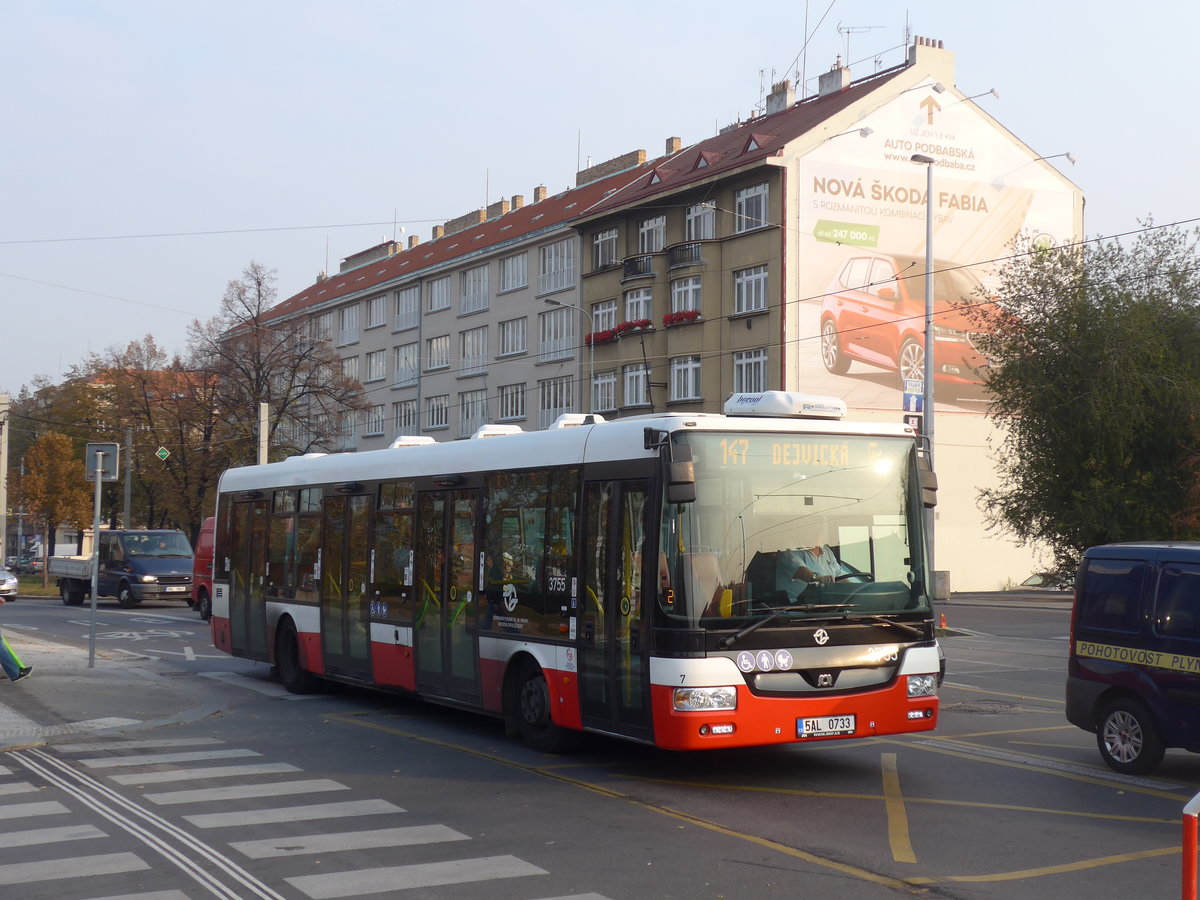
[0,738,613,899]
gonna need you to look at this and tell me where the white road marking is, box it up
[0,851,150,885]
[145,778,347,805]
[230,824,470,859]
[286,855,547,899]
[185,798,405,829]
[108,762,301,785]
[80,749,261,769]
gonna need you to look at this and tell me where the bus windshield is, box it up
[660,431,929,625]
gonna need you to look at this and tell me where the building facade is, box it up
[261,36,1082,589]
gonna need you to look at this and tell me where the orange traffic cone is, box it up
[939,612,947,629]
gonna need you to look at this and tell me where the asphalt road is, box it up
[0,591,1192,899]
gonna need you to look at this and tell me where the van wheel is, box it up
[515,660,578,753]
[1097,698,1165,774]
[117,582,138,609]
[276,621,319,694]
[60,582,85,606]
[196,588,211,622]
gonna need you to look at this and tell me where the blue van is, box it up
[1067,542,1200,773]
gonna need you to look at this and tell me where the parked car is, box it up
[1015,573,1071,591]
[17,556,44,575]
[0,567,17,600]
[1067,542,1200,773]
[819,252,992,389]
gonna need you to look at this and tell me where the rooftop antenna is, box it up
[837,22,883,63]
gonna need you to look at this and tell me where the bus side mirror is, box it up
[919,459,938,509]
[665,444,696,505]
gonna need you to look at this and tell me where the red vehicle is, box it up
[192,516,215,621]
[819,252,991,388]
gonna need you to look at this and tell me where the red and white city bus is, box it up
[210,391,941,751]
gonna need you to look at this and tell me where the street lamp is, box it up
[543,298,594,413]
[910,152,937,578]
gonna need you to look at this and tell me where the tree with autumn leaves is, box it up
[9,432,91,585]
[8,262,364,545]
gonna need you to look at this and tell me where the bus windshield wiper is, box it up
[717,604,849,649]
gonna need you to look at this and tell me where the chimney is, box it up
[764,80,795,115]
[665,136,682,155]
[818,58,851,97]
[511,194,525,210]
[432,224,445,240]
[575,149,647,186]
[533,185,548,203]
[408,235,420,250]
[485,199,510,220]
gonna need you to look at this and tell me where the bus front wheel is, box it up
[276,621,319,694]
[516,660,577,753]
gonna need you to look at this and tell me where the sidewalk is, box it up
[0,631,221,751]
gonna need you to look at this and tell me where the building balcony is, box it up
[667,242,704,268]
[622,255,655,280]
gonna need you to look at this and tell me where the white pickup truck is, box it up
[49,529,194,608]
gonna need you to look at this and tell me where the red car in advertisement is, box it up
[819,252,991,389]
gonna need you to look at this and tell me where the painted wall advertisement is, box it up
[794,84,1080,414]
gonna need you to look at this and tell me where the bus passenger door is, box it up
[578,480,651,740]
[415,489,481,703]
[229,499,269,660]
[320,494,372,680]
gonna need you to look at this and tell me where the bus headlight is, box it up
[907,674,937,697]
[673,686,738,711]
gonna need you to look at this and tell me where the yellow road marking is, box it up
[907,845,1178,884]
[944,682,1065,704]
[881,753,916,863]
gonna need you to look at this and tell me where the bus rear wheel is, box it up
[516,660,577,753]
[276,621,319,694]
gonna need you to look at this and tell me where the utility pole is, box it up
[0,393,9,563]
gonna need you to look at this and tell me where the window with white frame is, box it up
[338,304,360,345]
[425,394,449,430]
[311,311,333,341]
[498,317,527,356]
[733,348,768,393]
[498,383,526,421]
[341,356,360,382]
[593,228,618,269]
[685,202,716,240]
[366,295,387,329]
[364,404,385,436]
[592,372,617,413]
[735,182,769,233]
[499,253,528,291]
[425,334,449,370]
[623,363,651,408]
[339,411,356,443]
[538,376,574,429]
[427,276,451,312]
[734,265,768,313]
[539,306,573,360]
[461,265,489,314]
[393,399,417,434]
[459,389,487,437]
[460,326,488,376]
[625,288,652,322]
[671,276,702,313]
[365,349,386,383]
[394,285,420,330]
[538,239,575,294]
[638,215,666,253]
[670,356,702,401]
[593,299,617,332]
[393,343,418,386]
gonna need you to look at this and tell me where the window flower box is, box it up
[663,309,701,328]
[615,318,652,334]
[585,328,619,346]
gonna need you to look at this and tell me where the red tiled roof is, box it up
[264,163,661,322]
[574,65,907,220]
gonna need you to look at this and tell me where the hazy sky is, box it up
[2,1,1195,395]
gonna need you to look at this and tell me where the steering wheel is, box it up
[835,572,874,582]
